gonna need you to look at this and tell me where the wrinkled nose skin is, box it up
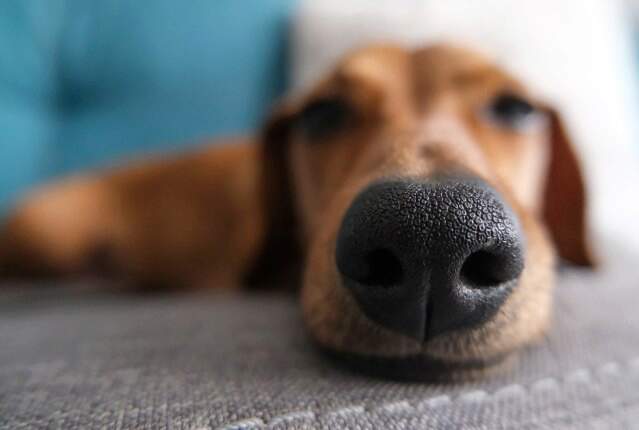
[335,176,525,342]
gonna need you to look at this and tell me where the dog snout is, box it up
[335,175,525,342]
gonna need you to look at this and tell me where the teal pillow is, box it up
[0,0,297,211]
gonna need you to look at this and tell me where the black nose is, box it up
[335,176,524,341]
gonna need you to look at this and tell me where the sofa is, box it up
[2,241,639,429]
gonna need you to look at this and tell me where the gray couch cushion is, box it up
[1,245,638,429]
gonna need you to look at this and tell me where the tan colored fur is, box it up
[1,141,265,288]
[0,44,593,375]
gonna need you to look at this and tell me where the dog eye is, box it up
[486,93,541,131]
[295,98,353,140]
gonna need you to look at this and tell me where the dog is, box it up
[0,44,594,380]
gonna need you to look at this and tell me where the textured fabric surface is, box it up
[1,245,638,429]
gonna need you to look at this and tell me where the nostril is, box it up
[460,249,521,288]
[341,248,404,287]
[359,248,404,287]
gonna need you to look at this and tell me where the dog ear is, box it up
[541,109,596,267]
[244,102,303,287]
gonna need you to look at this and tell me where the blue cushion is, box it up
[0,0,297,211]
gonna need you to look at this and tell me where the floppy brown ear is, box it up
[542,109,596,267]
[244,102,302,287]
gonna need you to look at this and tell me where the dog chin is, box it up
[317,345,516,382]
[301,280,530,381]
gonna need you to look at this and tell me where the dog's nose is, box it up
[335,176,524,341]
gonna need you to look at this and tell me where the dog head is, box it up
[259,44,594,379]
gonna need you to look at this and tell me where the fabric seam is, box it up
[216,355,639,429]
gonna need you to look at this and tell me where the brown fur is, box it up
[0,44,594,378]
[0,141,266,288]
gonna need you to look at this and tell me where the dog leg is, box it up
[0,140,266,289]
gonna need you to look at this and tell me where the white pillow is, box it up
[292,0,639,255]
